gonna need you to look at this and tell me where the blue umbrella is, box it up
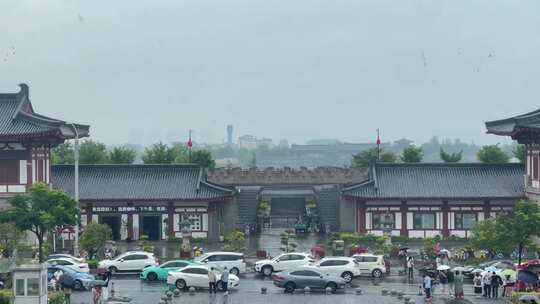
[518,270,539,284]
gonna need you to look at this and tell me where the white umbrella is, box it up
[471,269,483,274]
[437,265,451,271]
[453,266,466,272]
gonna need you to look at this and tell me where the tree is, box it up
[513,144,525,164]
[51,142,75,165]
[401,145,423,163]
[142,142,176,164]
[0,223,24,257]
[223,230,246,252]
[477,144,510,163]
[0,183,78,262]
[191,150,215,169]
[108,146,136,164]
[170,143,190,163]
[79,140,109,164]
[440,148,462,163]
[351,148,397,167]
[280,229,298,253]
[470,201,540,265]
[80,223,112,259]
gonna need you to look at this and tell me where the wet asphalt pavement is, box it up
[71,273,508,304]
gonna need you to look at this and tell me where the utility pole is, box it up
[70,123,80,257]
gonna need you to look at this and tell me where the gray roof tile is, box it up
[0,84,89,139]
[51,164,234,201]
[342,163,525,199]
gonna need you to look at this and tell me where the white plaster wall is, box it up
[451,230,467,238]
[161,214,168,240]
[395,213,402,230]
[407,213,413,229]
[19,160,26,184]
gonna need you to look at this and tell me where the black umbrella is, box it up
[400,247,409,251]
[518,270,539,284]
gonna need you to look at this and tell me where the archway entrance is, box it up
[270,197,306,228]
[100,215,121,241]
[141,215,161,241]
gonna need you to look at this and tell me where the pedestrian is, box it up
[453,271,464,300]
[208,267,217,293]
[439,270,448,294]
[92,286,102,304]
[491,271,502,298]
[435,256,442,269]
[54,269,63,291]
[423,273,432,300]
[473,273,483,295]
[63,283,72,304]
[482,271,492,298]
[502,274,515,297]
[221,267,229,295]
[407,256,414,280]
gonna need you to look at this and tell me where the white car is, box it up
[351,253,386,278]
[194,252,246,275]
[98,251,159,273]
[167,265,240,291]
[254,252,314,276]
[48,254,85,263]
[311,257,361,283]
[46,258,90,273]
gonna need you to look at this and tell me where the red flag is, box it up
[376,129,381,145]
[187,129,193,148]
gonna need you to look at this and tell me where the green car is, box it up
[140,260,196,281]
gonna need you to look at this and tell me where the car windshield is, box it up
[194,254,208,262]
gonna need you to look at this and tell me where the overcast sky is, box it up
[1,0,539,146]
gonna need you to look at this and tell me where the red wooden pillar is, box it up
[86,203,93,225]
[357,200,367,233]
[127,203,133,240]
[400,201,408,237]
[483,200,491,219]
[442,201,449,238]
[168,202,175,238]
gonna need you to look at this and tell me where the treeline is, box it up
[52,140,215,169]
[351,144,524,167]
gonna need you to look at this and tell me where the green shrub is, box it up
[0,290,12,304]
[48,292,65,304]
[223,230,246,252]
[87,259,99,269]
[511,292,540,304]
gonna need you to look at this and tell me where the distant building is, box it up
[486,108,540,201]
[237,135,273,149]
[227,125,233,146]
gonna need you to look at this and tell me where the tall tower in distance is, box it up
[227,124,233,146]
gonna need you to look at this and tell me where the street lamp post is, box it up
[382,211,393,246]
[69,123,80,257]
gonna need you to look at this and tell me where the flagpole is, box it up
[188,129,193,163]
[376,128,381,161]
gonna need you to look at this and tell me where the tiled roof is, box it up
[486,108,540,136]
[51,164,234,201]
[0,84,89,139]
[342,163,525,199]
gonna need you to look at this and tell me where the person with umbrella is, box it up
[482,271,492,298]
[407,256,414,281]
[473,272,483,295]
[453,271,464,300]
[423,273,433,301]
[491,271,503,298]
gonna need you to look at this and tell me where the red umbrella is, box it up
[518,259,540,270]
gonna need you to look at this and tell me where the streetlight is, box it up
[69,123,80,257]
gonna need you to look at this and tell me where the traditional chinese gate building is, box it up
[0,84,88,207]
[486,108,540,201]
[51,164,234,241]
[341,162,524,238]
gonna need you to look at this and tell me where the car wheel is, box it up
[229,267,240,276]
[147,272,158,281]
[175,279,187,290]
[262,266,273,276]
[326,282,338,293]
[73,280,83,291]
[284,282,296,293]
[109,266,118,274]
[372,269,383,278]
[341,271,353,283]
